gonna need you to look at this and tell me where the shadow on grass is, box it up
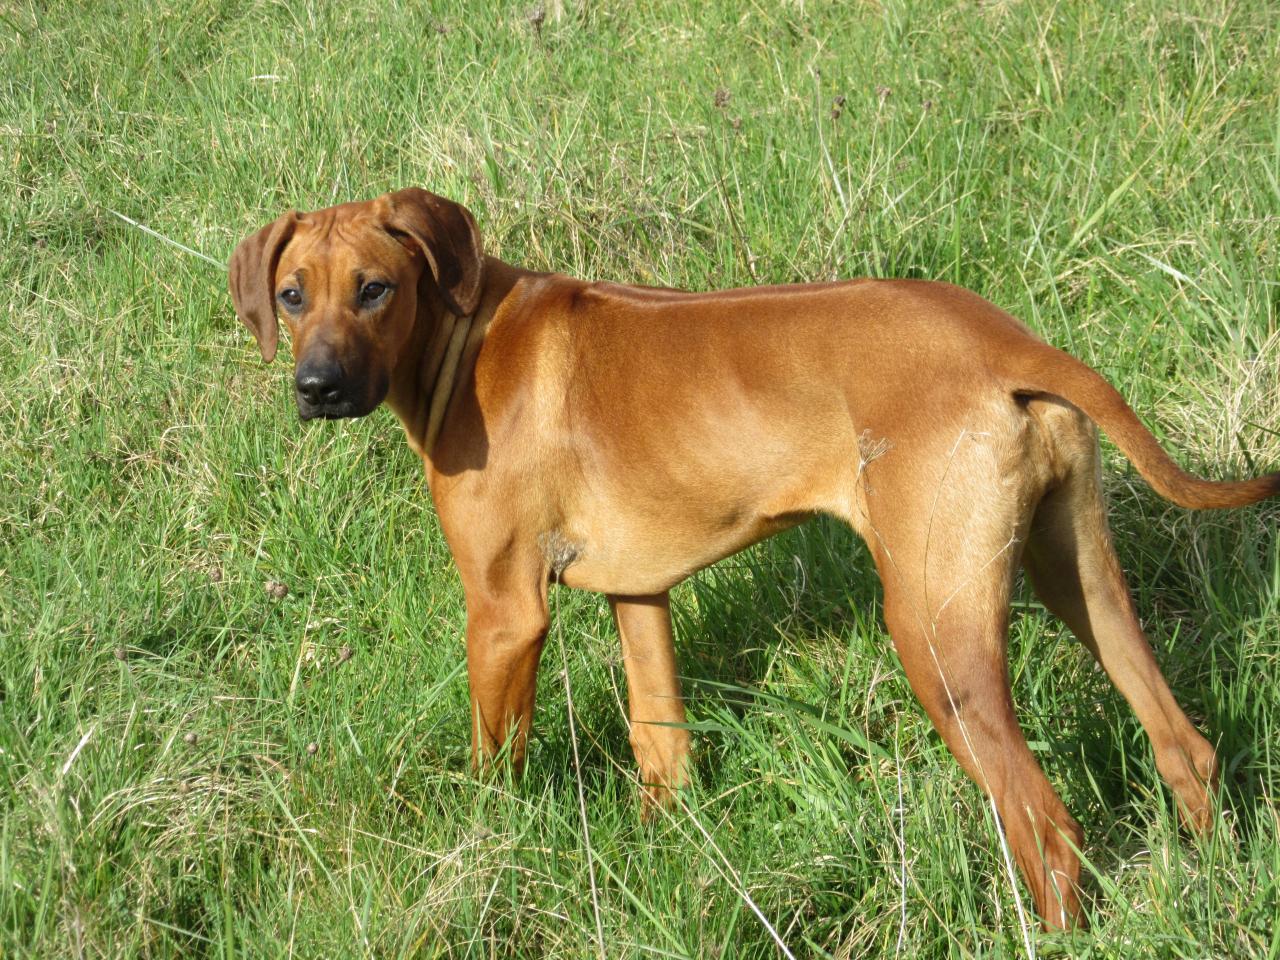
[541,498,1276,897]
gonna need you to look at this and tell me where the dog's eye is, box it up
[278,288,303,309]
[360,282,388,305]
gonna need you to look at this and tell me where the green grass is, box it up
[2,0,1279,956]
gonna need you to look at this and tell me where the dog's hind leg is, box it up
[1023,439,1219,833]
[876,551,1087,930]
[857,424,1086,929]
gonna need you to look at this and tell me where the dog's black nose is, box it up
[295,362,344,406]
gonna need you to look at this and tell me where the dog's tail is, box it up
[1006,342,1280,510]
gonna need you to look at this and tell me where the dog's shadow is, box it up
[532,518,878,791]
[543,502,1275,872]
[672,517,881,712]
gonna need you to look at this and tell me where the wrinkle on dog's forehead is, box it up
[276,213,334,282]
[278,209,407,294]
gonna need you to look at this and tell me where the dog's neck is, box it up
[386,257,521,462]
[421,310,472,454]
[386,294,476,461]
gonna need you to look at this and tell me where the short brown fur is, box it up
[229,188,1279,930]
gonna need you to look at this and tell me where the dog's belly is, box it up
[544,401,866,594]
[554,512,803,595]
[552,467,851,595]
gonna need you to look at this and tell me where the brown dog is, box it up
[228,187,1278,930]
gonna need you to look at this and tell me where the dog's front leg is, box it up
[463,588,551,775]
[609,592,691,811]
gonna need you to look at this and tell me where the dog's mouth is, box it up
[295,375,388,422]
[298,402,359,421]
[296,395,381,421]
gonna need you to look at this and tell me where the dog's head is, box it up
[228,188,484,420]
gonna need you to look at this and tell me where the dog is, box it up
[228,187,1278,930]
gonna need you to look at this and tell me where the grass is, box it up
[2,0,1279,955]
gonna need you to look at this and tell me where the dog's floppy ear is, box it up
[380,188,485,317]
[228,212,299,363]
